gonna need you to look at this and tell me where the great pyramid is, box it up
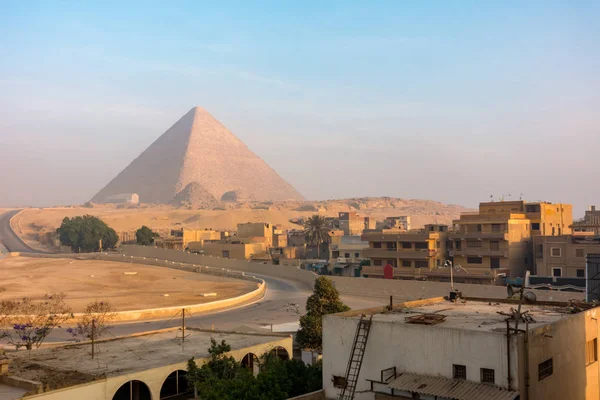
[91,107,304,204]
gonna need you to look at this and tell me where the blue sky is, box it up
[0,1,598,213]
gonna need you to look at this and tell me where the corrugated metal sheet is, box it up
[388,373,519,400]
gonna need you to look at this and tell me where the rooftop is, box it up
[8,328,288,388]
[356,299,579,334]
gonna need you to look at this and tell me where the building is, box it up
[154,228,223,250]
[524,202,572,236]
[380,216,411,231]
[237,222,274,248]
[199,241,266,260]
[1,328,292,400]
[573,205,600,235]
[329,236,369,277]
[361,225,449,279]
[534,234,600,279]
[101,193,140,205]
[323,297,600,400]
[339,212,372,236]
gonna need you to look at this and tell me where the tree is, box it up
[66,300,116,342]
[57,215,118,252]
[303,215,330,257]
[296,277,350,351]
[135,225,159,245]
[1,293,73,350]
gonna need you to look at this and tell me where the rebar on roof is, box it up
[404,313,447,325]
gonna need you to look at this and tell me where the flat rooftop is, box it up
[8,328,288,389]
[368,299,575,334]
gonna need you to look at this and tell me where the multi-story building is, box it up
[339,212,373,236]
[573,205,600,235]
[329,236,369,277]
[323,297,600,400]
[155,228,223,250]
[534,234,600,279]
[380,216,411,231]
[524,201,572,236]
[361,225,448,279]
[237,222,274,248]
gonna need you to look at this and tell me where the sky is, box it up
[0,1,598,214]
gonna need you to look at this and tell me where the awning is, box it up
[388,373,519,400]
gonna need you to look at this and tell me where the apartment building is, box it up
[525,201,572,236]
[323,297,600,400]
[361,225,448,279]
[534,234,600,278]
[339,212,374,236]
[379,216,411,231]
[573,205,600,235]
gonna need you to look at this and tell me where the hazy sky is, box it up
[0,1,598,214]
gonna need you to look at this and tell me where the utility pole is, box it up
[91,319,96,359]
[182,308,186,345]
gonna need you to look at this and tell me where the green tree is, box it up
[56,215,118,253]
[296,277,350,351]
[303,215,330,257]
[135,225,159,245]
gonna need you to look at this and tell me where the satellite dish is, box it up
[454,265,461,272]
[523,291,537,304]
[507,285,515,297]
[443,260,452,268]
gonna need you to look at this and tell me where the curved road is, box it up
[0,210,387,342]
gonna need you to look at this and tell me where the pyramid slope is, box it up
[92,107,304,204]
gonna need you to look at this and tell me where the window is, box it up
[491,224,502,232]
[402,242,412,249]
[415,242,428,250]
[455,240,462,250]
[437,258,441,266]
[532,222,540,230]
[453,364,467,380]
[552,268,562,277]
[551,247,561,257]
[576,249,585,258]
[490,258,500,269]
[577,269,585,278]
[476,224,482,232]
[373,259,383,266]
[355,252,360,258]
[387,260,396,267]
[436,240,440,248]
[490,240,500,251]
[386,242,396,249]
[374,242,382,249]
[402,260,412,267]
[587,339,598,366]
[415,260,428,268]
[480,368,495,384]
[467,256,483,264]
[332,251,340,258]
[222,250,230,259]
[344,253,350,258]
[538,358,553,381]
[538,244,543,254]
[467,240,482,248]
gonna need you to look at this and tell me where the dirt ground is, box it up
[0,257,256,312]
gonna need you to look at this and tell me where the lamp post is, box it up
[442,260,469,292]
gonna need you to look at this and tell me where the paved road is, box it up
[0,210,36,253]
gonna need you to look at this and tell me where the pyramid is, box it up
[91,107,305,204]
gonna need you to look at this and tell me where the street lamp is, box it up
[442,260,469,292]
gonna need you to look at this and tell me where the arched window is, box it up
[269,346,290,361]
[160,370,192,399]
[241,353,260,375]
[112,380,152,400]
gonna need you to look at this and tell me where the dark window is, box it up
[532,223,540,230]
[373,259,383,266]
[480,368,495,384]
[491,224,502,232]
[402,242,412,249]
[437,258,441,266]
[386,242,396,249]
[373,242,382,249]
[538,244,543,254]
[415,242,428,250]
[387,259,396,267]
[344,253,350,258]
[222,250,230,259]
[476,224,482,232]
[552,227,555,235]
[576,249,585,258]
[332,375,347,388]
[355,252,360,258]
[466,240,482,248]
[551,247,561,257]
[490,240,500,251]
[577,269,585,278]
[402,260,411,267]
[455,240,462,250]
[552,268,562,277]
[467,256,483,264]
[490,258,500,269]
[538,358,553,381]
[436,240,440,248]
[332,251,340,258]
[415,260,428,268]
[453,364,467,380]
[587,338,598,366]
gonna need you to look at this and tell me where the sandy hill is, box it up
[91,106,304,205]
[13,198,473,250]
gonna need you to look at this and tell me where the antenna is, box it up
[490,194,494,202]
[519,193,523,200]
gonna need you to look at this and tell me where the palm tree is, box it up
[304,215,330,259]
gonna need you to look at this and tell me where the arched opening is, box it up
[160,370,191,399]
[112,380,152,400]
[269,346,289,361]
[241,353,260,376]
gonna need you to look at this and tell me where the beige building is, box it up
[339,212,373,236]
[361,225,448,279]
[525,201,572,236]
[237,222,274,247]
[198,241,266,260]
[534,234,600,278]
[101,193,140,205]
[1,328,292,400]
[155,228,223,250]
[573,205,600,235]
[323,297,600,400]
[379,216,411,231]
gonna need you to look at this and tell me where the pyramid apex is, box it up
[190,106,209,115]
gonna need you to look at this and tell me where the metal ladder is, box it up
[338,315,373,400]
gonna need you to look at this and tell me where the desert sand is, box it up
[0,257,256,312]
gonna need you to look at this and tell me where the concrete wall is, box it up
[322,315,520,400]
[25,336,292,400]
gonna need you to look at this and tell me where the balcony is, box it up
[450,248,509,258]
[450,231,508,240]
[362,248,433,260]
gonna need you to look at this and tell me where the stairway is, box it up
[338,315,373,400]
